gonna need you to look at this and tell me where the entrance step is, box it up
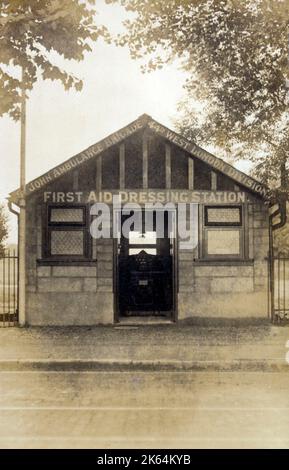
[117,316,174,326]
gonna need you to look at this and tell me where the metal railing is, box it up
[0,250,18,327]
[271,254,289,323]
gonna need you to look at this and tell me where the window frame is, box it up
[204,205,242,227]
[202,204,245,260]
[43,204,91,261]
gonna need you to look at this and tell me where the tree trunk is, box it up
[280,156,288,190]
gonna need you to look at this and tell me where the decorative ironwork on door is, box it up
[116,209,175,318]
[119,250,173,315]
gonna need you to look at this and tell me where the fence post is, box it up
[268,224,275,322]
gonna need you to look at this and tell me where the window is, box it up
[203,205,244,259]
[119,209,174,257]
[129,231,157,245]
[44,205,91,259]
[205,206,242,226]
[128,230,157,256]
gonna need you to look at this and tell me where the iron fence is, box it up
[270,254,289,323]
[0,250,18,326]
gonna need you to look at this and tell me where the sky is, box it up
[0,0,251,244]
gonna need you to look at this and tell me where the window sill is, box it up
[193,259,254,266]
[37,259,97,266]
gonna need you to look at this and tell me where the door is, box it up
[117,209,175,317]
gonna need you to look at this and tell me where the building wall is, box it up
[24,196,269,325]
[25,197,114,325]
[178,203,269,319]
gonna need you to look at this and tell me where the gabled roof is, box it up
[9,113,269,203]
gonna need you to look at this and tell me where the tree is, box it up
[108,0,289,190]
[0,204,8,256]
[0,0,109,324]
[0,0,108,120]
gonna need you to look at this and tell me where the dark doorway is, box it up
[116,210,175,319]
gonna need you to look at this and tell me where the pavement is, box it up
[0,319,289,371]
[1,320,289,448]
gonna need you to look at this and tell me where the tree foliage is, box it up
[0,0,108,120]
[108,0,289,188]
[0,203,8,256]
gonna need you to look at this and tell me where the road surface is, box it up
[0,370,289,448]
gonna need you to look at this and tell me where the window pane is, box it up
[207,230,240,255]
[206,207,241,225]
[51,230,84,255]
[129,248,157,255]
[129,231,157,245]
[50,208,84,223]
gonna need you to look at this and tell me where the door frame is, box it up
[113,207,178,323]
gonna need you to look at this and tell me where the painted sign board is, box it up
[42,190,255,205]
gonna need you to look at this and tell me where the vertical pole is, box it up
[13,249,16,324]
[268,222,275,322]
[18,69,26,326]
[2,255,4,325]
[8,249,10,323]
